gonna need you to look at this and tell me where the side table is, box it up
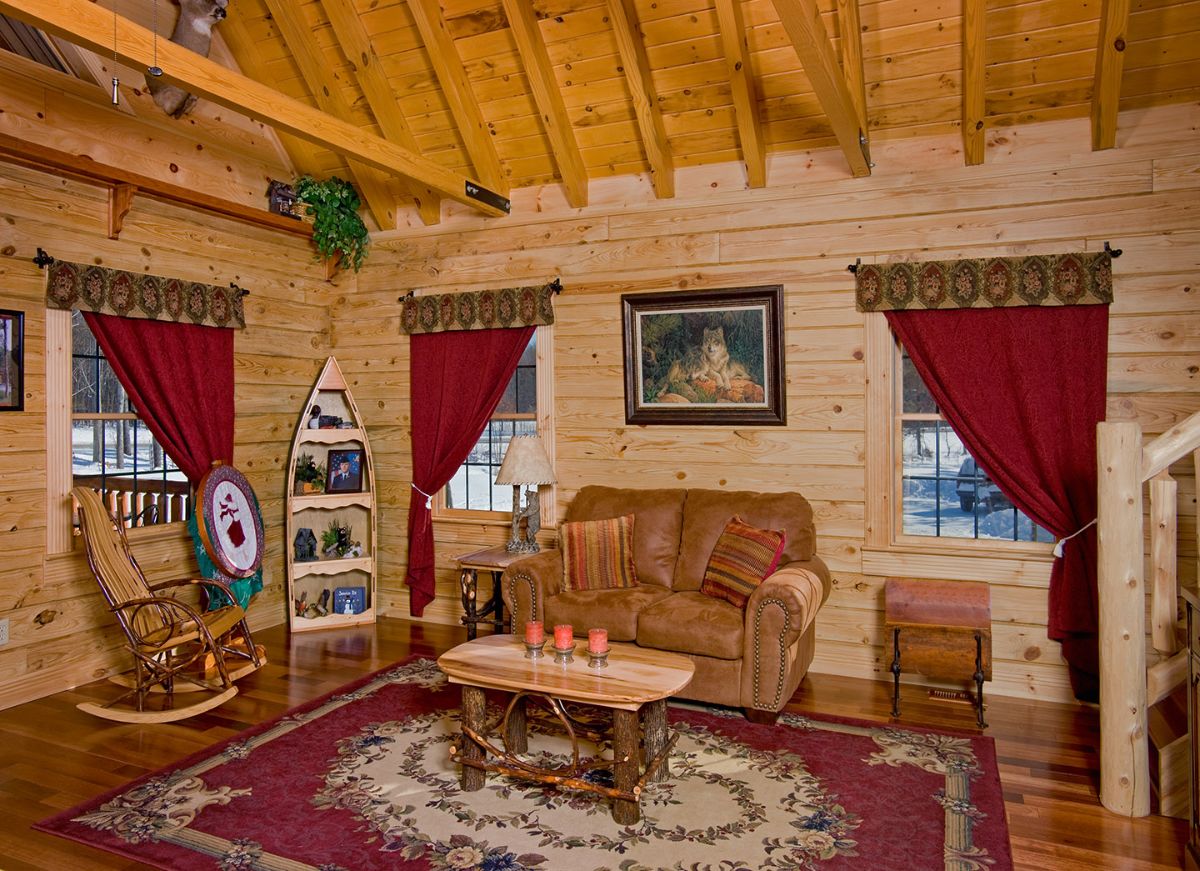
[884,577,992,728]
[454,545,557,639]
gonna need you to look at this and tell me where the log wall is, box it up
[341,103,1200,703]
[0,64,336,707]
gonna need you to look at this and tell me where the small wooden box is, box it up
[884,577,992,727]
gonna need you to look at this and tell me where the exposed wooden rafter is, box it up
[319,0,441,226]
[715,0,766,188]
[259,0,397,231]
[962,0,986,165]
[500,0,588,208]
[607,0,675,198]
[771,0,871,177]
[0,0,508,218]
[406,0,508,196]
[835,0,868,135]
[1092,0,1131,150]
[0,130,312,238]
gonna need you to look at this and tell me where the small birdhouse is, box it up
[267,180,300,219]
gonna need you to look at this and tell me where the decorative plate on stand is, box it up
[195,462,264,579]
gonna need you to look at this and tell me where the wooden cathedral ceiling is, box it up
[1,0,1198,229]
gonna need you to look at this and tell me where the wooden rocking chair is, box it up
[72,486,266,723]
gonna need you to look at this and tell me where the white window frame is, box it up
[434,324,556,526]
[862,313,1053,582]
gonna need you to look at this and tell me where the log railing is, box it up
[72,475,192,529]
[1097,409,1200,816]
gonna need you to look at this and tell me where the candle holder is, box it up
[587,650,609,669]
[553,644,575,665]
[524,640,547,659]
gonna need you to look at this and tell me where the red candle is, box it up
[588,628,609,654]
[553,624,573,649]
[524,621,544,645]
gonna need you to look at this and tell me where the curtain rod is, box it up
[398,277,562,304]
[33,249,251,296]
[846,242,1123,274]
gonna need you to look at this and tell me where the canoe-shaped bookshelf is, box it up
[285,357,377,633]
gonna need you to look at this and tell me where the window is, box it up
[896,344,1052,543]
[70,311,189,528]
[438,329,553,519]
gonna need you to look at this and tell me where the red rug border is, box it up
[34,655,1008,870]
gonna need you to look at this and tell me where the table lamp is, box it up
[495,435,556,553]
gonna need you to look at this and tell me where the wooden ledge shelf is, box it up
[299,429,364,444]
[293,556,373,578]
[292,493,371,511]
[0,131,313,240]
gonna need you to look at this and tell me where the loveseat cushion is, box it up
[561,514,638,591]
[637,591,745,660]
[544,586,673,641]
[700,516,786,608]
[566,486,686,589]
[674,489,817,591]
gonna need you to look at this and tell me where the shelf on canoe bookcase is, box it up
[285,356,377,633]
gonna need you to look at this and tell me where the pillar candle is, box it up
[524,621,544,645]
[588,628,609,654]
[553,624,573,649]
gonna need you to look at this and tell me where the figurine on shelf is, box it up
[294,591,308,617]
[343,541,364,559]
[293,527,318,562]
[308,405,321,429]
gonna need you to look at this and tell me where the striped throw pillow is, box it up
[561,515,639,592]
[700,516,786,608]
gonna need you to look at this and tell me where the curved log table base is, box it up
[449,688,679,824]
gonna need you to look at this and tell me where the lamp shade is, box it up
[495,435,556,485]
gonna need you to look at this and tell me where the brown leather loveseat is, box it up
[501,486,831,721]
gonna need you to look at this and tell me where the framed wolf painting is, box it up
[621,286,786,425]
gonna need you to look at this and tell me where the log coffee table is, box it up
[437,634,694,824]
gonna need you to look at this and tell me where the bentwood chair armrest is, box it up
[501,549,565,630]
[148,576,245,609]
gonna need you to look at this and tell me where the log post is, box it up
[1149,471,1178,654]
[459,685,487,791]
[612,708,641,824]
[1097,420,1149,817]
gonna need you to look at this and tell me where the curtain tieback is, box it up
[411,483,435,510]
[1053,518,1097,558]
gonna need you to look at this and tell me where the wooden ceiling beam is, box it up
[406,0,508,197]
[1092,0,1131,150]
[607,0,675,198]
[259,0,397,231]
[771,0,871,177]
[0,0,508,218]
[500,0,588,208]
[319,0,441,226]
[962,0,986,165]
[715,0,766,188]
[835,0,868,135]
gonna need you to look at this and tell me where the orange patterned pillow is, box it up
[700,516,786,608]
[561,514,639,592]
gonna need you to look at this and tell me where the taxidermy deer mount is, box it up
[145,0,228,118]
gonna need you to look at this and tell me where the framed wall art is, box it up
[621,286,786,426]
[326,448,365,493]
[0,309,24,412]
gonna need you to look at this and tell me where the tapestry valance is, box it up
[400,281,557,334]
[45,260,246,329]
[854,251,1113,312]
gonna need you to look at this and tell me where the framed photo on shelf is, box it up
[0,309,24,412]
[326,449,364,493]
[621,286,786,426]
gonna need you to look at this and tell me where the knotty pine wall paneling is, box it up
[341,103,1200,703]
[0,157,336,709]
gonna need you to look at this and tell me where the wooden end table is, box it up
[437,634,695,824]
[455,545,556,639]
[884,577,992,728]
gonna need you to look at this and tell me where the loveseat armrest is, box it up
[742,565,827,710]
[500,549,564,631]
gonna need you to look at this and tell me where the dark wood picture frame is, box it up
[622,285,786,426]
[0,309,24,412]
[326,448,365,493]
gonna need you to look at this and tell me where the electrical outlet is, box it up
[0,618,8,645]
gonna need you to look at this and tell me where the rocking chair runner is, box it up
[72,486,265,723]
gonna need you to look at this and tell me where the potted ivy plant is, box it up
[293,175,370,273]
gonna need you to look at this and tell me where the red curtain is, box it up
[886,305,1109,700]
[405,326,535,616]
[83,312,234,486]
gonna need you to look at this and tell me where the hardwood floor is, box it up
[0,617,1185,870]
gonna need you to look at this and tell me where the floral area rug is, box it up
[36,657,1012,871]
